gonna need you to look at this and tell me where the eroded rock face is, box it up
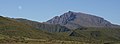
[47,11,120,29]
[47,11,76,25]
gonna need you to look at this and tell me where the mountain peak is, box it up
[68,11,74,13]
[64,11,75,16]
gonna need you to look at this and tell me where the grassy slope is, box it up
[69,27,120,42]
[0,16,57,41]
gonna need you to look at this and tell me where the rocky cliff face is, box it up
[47,11,119,29]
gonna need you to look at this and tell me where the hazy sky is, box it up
[0,0,120,25]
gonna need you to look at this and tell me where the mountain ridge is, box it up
[13,18,71,32]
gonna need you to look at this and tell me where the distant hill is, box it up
[47,11,120,29]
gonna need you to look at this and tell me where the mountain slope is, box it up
[69,27,120,41]
[14,18,70,32]
[0,16,57,40]
[47,11,120,29]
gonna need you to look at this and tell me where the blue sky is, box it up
[0,0,120,25]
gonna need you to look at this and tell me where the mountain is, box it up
[47,11,120,29]
[0,14,120,44]
[14,18,70,32]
